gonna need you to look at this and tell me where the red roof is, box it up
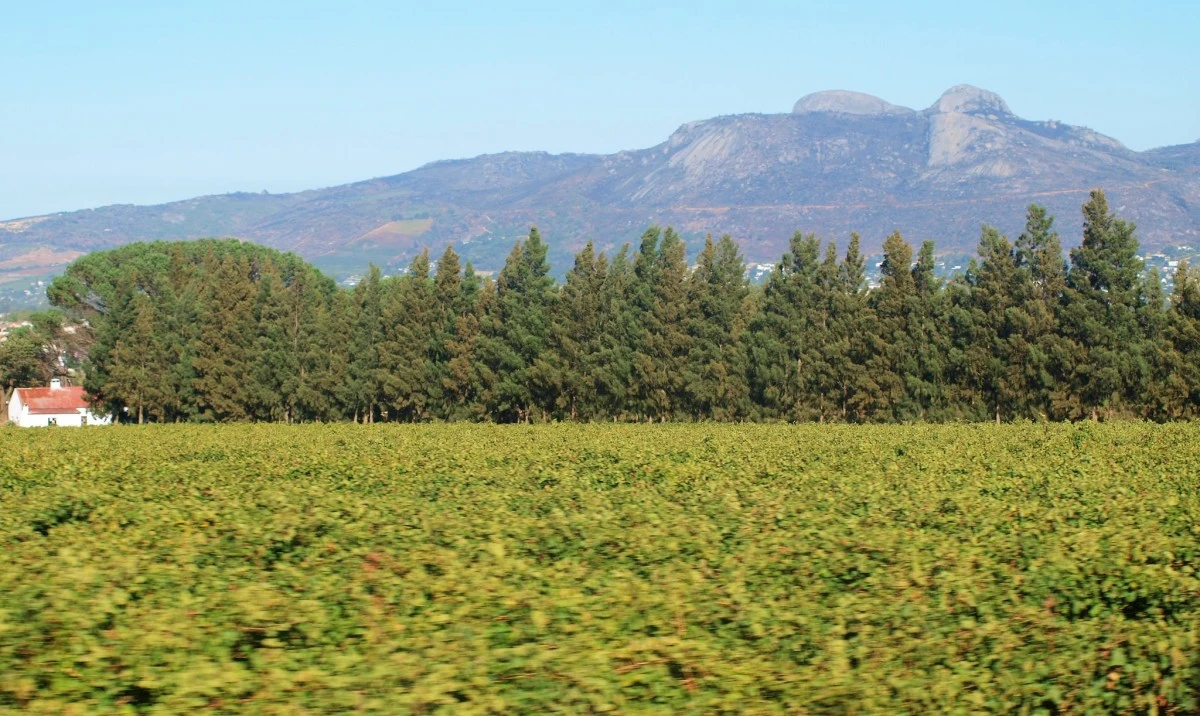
[14,386,91,414]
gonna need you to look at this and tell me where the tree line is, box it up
[41,189,1200,424]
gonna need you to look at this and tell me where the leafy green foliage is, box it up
[2,424,1199,712]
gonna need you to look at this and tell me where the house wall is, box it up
[7,396,113,428]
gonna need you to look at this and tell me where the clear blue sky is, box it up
[3,0,1197,219]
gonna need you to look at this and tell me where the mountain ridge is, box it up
[3,85,1198,278]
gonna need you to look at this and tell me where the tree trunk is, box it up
[138,404,144,425]
[996,402,1001,426]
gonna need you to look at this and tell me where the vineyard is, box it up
[2,423,1199,713]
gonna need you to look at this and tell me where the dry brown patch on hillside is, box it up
[0,216,51,232]
[0,247,85,270]
[351,218,434,246]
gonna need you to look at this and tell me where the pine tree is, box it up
[535,240,608,420]
[1013,205,1067,419]
[379,251,437,421]
[1164,262,1200,417]
[1135,267,1179,419]
[627,227,662,420]
[963,226,1021,423]
[805,241,843,420]
[83,272,139,419]
[684,235,750,420]
[865,230,918,420]
[833,233,874,421]
[251,261,331,423]
[347,265,384,422]
[155,266,201,423]
[748,232,824,420]
[428,246,464,418]
[317,290,356,421]
[107,293,167,423]
[193,254,259,421]
[595,245,638,420]
[1059,190,1145,419]
[444,276,491,420]
[908,240,950,419]
[477,228,557,422]
[642,228,692,420]
[248,271,294,422]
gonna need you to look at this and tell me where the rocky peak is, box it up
[793,90,913,116]
[930,85,1012,116]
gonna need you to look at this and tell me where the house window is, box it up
[47,418,57,427]
[81,416,88,427]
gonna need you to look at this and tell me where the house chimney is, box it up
[50,378,62,390]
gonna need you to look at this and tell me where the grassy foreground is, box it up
[1,424,1199,714]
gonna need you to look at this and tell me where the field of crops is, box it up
[2,424,1199,713]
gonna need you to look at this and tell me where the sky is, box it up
[2,0,1198,219]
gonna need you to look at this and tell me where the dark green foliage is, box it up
[43,192,1200,423]
[1058,190,1147,419]
[534,241,609,420]
[748,232,826,420]
[1164,262,1200,417]
[627,227,692,421]
[684,235,750,420]
[1013,205,1068,418]
[477,228,557,422]
[48,239,335,423]
[0,323,58,420]
[865,230,918,420]
[963,225,1023,422]
[379,251,437,422]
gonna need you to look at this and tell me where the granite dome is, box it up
[793,90,914,116]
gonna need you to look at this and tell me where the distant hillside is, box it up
[3,84,1199,278]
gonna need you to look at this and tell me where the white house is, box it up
[7,379,113,428]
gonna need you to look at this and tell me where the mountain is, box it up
[3,84,1199,279]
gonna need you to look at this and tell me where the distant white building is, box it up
[7,380,113,428]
